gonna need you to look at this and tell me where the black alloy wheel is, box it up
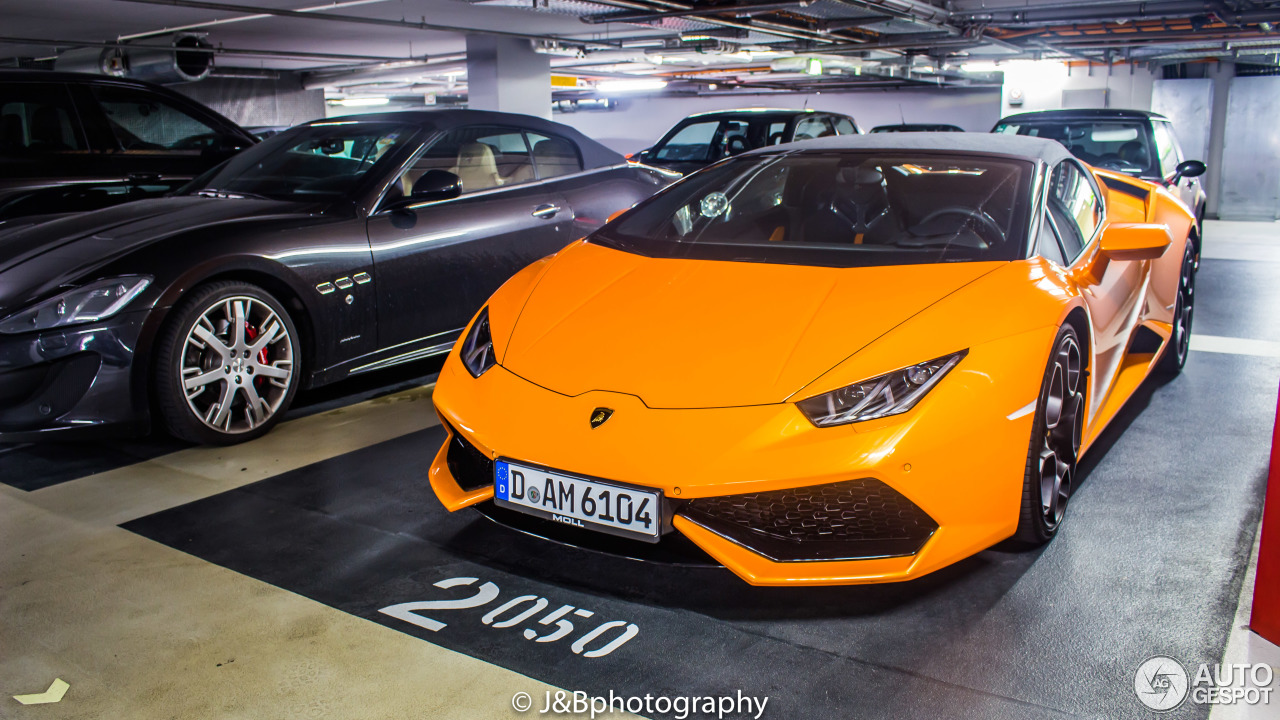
[1158,240,1196,376]
[1013,324,1087,546]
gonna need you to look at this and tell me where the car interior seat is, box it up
[451,142,503,192]
[29,106,70,151]
[1118,140,1150,167]
[1,114,23,151]
[509,137,579,183]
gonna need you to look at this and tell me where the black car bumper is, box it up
[0,310,149,441]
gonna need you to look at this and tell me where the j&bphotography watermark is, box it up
[512,689,769,719]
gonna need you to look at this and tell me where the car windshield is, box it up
[995,119,1155,176]
[594,151,1033,268]
[653,115,795,163]
[188,122,415,201]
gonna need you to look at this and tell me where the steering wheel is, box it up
[916,207,1006,246]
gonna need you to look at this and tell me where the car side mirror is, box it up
[1100,223,1172,261]
[409,169,462,203]
[1172,159,1206,184]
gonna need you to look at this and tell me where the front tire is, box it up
[155,282,301,445]
[1157,240,1196,376]
[1013,324,1087,546]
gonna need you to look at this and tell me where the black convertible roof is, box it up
[314,109,624,169]
[761,132,1073,164]
[997,108,1170,123]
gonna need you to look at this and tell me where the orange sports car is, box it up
[426,134,1197,586]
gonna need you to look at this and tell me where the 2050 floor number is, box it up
[379,576,639,658]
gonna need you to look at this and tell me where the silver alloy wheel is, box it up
[179,295,295,435]
[1039,333,1084,530]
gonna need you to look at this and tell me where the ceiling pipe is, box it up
[583,0,842,44]
[827,0,954,29]
[582,0,813,23]
[302,56,469,89]
[109,0,630,49]
[951,1,1280,28]
[117,0,394,41]
[0,35,411,63]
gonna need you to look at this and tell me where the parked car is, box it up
[0,70,258,221]
[870,123,964,133]
[0,109,674,444]
[993,109,1206,240]
[631,108,861,174]
[426,133,1197,586]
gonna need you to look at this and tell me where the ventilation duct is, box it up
[54,34,214,83]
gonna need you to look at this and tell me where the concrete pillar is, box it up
[465,35,550,120]
[1204,62,1235,219]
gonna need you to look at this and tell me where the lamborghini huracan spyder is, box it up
[427,134,1196,586]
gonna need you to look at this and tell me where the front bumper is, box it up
[428,328,1052,586]
[0,310,149,441]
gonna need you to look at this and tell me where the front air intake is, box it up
[444,422,495,492]
[680,478,937,562]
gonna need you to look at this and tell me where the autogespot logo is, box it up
[1135,656,1190,712]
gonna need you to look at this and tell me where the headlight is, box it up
[0,276,152,335]
[459,306,496,378]
[796,350,967,427]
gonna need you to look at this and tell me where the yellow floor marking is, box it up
[13,678,69,705]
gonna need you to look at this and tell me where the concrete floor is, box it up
[1,220,1278,719]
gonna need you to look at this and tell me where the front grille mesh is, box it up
[445,423,494,491]
[681,478,936,561]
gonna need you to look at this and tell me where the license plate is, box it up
[494,460,661,543]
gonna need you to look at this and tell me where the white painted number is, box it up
[571,620,640,658]
[378,576,500,631]
[482,595,550,628]
[377,576,638,658]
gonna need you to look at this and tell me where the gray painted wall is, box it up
[173,76,325,130]
[1219,75,1280,220]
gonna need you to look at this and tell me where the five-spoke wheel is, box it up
[156,282,301,445]
[1015,324,1087,545]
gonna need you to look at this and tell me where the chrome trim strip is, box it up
[349,340,455,375]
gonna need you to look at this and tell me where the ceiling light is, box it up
[805,58,823,75]
[708,83,718,90]
[338,97,390,106]
[597,79,668,92]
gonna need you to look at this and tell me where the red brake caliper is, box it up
[244,322,268,390]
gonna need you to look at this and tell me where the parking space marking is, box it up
[22,383,439,527]
[1190,335,1280,358]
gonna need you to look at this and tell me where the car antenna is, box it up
[899,103,906,124]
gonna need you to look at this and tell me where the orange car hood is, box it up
[501,241,1001,408]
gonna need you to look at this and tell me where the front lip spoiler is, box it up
[470,501,720,567]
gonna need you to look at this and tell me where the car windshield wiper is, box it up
[195,188,273,201]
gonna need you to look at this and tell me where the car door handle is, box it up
[531,204,561,219]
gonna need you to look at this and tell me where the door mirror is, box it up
[1100,223,1172,261]
[409,169,462,203]
[1173,159,1206,183]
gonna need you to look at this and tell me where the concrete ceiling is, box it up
[4,0,1280,99]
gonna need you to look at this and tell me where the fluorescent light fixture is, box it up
[805,58,823,75]
[338,97,391,106]
[597,79,668,92]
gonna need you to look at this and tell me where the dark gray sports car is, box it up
[0,110,675,444]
